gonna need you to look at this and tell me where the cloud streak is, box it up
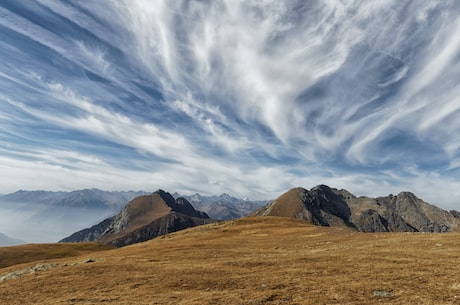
[0,1,460,209]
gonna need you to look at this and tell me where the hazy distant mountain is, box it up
[0,232,25,246]
[252,185,460,232]
[0,189,146,243]
[61,190,214,247]
[0,189,146,209]
[173,192,268,220]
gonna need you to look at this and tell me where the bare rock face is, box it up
[252,185,459,233]
[60,190,214,247]
[355,209,389,232]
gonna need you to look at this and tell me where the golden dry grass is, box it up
[1,217,460,304]
[0,242,114,269]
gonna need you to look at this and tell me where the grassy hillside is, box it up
[0,242,114,269]
[1,217,460,304]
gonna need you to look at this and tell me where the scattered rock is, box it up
[0,263,60,282]
[373,290,392,297]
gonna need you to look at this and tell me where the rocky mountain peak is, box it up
[154,189,176,205]
[61,190,213,247]
[151,190,208,218]
[310,184,332,192]
[253,185,460,233]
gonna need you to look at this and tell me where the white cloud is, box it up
[2,0,460,211]
[75,40,112,75]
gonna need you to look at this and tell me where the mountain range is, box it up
[0,189,262,243]
[252,185,460,232]
[0,189,146,210]
[173,192,268,220]
[60,185,460,248]
[2,185,460,245]
[0,189,264,218]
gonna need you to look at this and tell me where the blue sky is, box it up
[1,0,460,209]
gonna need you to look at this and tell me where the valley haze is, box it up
[1,1,460,212]
[0,188,267,244]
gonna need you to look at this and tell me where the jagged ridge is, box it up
[173,192,268,220]
[252,185,460,232]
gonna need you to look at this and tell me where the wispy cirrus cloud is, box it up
[0,0,460,210]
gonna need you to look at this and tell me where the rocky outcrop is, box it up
[252,185,460,233]
[60,190,214,247]
[0,263,60,282]
[450,210,460,219]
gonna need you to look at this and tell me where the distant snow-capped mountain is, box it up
[173,192,269,220]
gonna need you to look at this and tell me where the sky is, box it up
[1,0,460,209]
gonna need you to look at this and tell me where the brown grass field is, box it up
[0,242,114,269]
[1,216,460,304]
